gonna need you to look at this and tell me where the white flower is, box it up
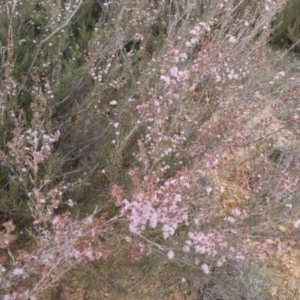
[67,199,75,207]
[205,186,213,195]
[179,53,188,61]
[190,29,198,35]
[169,66,179,78]
[293,220,300,229]
[124,236,131,242]
[226,216,235,223]
[185,41,192,47]
[167,250,174,259]
[12,268,25,276]
[201,264,210,274]
[215,75,221,82]
[0,265,6,272]
[109,100,117,106]
[228,35,237,44]
[160,75,171,84]
[231,208,241,216]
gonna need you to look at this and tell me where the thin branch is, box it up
[40,0,83,45]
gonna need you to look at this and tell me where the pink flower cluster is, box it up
[119,168,190,238]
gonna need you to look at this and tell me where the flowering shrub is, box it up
[0,98,110,298]
[1,0,300,298]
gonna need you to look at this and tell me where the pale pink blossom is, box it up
[216,256,227,267]
[179,53,188,61]
[293,220,300,229]
[67,199,75,207]
[201,263,210,274]
[190,29,198,35]
[167,250,174,259]
[205,186,213,195]
[226,216,235,223]
[12,268,25,276]
[231,208,241,217]
[169,67,179,78]
[228,35,237,43]
[160,75,171,84]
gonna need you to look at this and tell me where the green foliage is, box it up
[233,0,258,18]
[0,165,9,191]
[271,0,300,51]
[69,1,103,50]
[0,118,14,149]
[0,181,30,222]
